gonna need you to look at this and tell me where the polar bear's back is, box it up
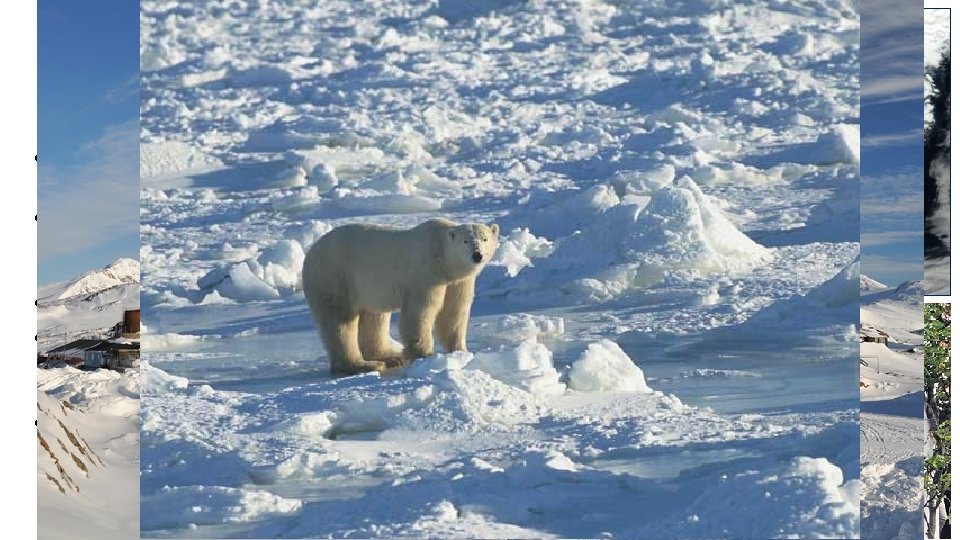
[302,221,443,312]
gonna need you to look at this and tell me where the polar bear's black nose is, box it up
[472,251,483,263]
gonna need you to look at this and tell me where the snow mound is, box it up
[508,184,621,239]
[629,178,770,274]
[641,456,858,538]
[199,262,281,302]
[408,340,565,398]
[470,340,566,396]
[141,360,190,394]
[520,178,770,300]
[567,340,651,392]
[258,240,306,291]
[494,313,565,344]
[143,486,302,529]
[816,124,860,164]
[37,366,140,418]
[289,220,333,250]
[196,237,308,302]
[142,332,208,351]
[809,259,859,307]
[770,124,860,166]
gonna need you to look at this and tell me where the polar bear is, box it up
[302,218,499,376]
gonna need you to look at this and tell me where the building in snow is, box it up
[860,326,889,345]
[43,339,102,367]
[111,308,140,339]
[42,310,141,371]
[45,339,140,370]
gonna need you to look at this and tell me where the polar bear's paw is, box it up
[331,360,389,377]
[380,356,407,369]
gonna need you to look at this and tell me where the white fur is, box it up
[302,218,499,375]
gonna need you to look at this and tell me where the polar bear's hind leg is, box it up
[319,309,387,376]
[359,310,404,367]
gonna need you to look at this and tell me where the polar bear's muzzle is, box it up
[472,251,483,263]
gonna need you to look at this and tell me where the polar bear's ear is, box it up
[490,223,500,237]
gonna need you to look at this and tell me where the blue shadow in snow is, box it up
[861,391,925,418]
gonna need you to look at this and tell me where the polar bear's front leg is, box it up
[436,277,474,352]
[399,285,446,362]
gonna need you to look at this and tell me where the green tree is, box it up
[925,303,951,538]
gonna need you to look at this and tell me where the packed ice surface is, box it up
[140,0,860,537]
[859,276,924,539]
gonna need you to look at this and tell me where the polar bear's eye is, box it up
[464,240,469,244]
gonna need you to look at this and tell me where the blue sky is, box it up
[860,0,924,286]
[38,2,139,286]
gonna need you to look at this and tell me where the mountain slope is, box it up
[39,258,140,304]
[860,280,923,309]
[37,258,140,352]
[859,274,888,293]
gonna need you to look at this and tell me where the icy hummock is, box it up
[502,178,770,302]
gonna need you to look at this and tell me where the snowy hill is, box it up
[859,274,888,293]
[37,368,140,540]
[860,280,923,309]
[39,258,140,303]
[859,277,924,538]
[37,258,140,351]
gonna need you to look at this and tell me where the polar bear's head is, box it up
[445,223,500,274]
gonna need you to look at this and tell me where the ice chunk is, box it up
[470,340,565,396]
[495,313,565,343]
[490,228,555,277]
[567,340,651,392]
[141,361,189,395]
[258,240,306,291]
